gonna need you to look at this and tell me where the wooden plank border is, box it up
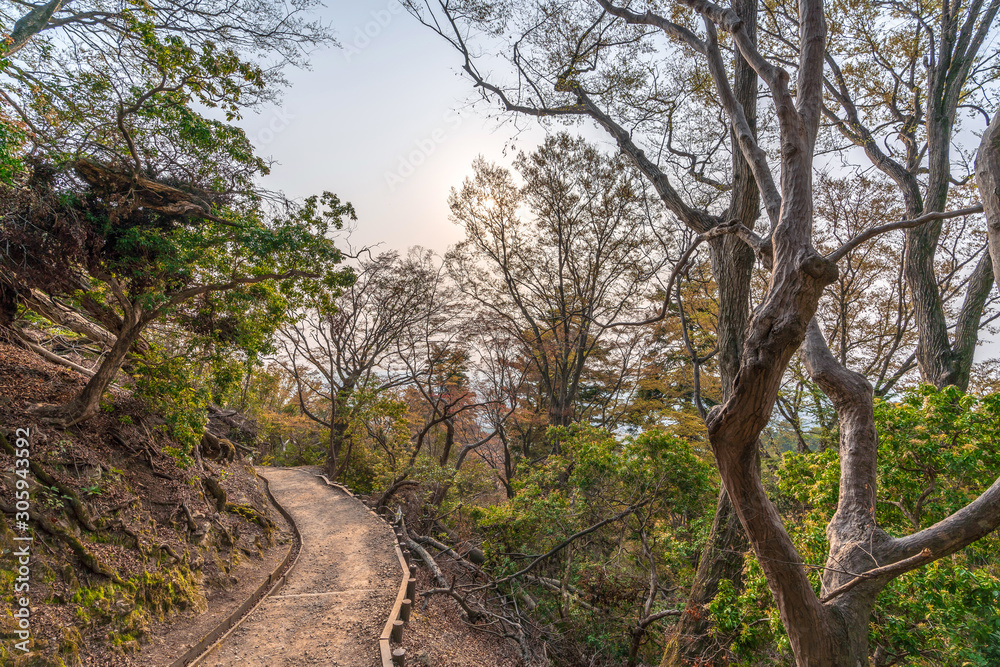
[314,474,412,667]
[168,469,303,667]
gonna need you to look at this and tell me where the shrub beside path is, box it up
[206,467,398,667]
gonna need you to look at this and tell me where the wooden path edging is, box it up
[314,473,413,667]
[168,469,303,667]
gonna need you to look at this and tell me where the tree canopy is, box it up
[6,0,1000,665]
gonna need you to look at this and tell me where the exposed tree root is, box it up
[200,431,236,462]
[1,429,96,530]
[202,476,228,511]
[224,503,277,540]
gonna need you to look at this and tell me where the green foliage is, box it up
[0,0,351,433]
[869,386,1000,664]
[875,386,1000,533]
[338,390,411,494]
[708,571,789,664]
[258,376,413,492]
[872,558,1000,666]
[0,115,25,185]
[81,483,102,497]
[713,386,1000,665]
[478,425,713,552]
[133,348,210,464]
[0,0,330,187]
[469,425,716,664]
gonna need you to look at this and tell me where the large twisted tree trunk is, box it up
[977,109,1000,294]
[662,237,755,665]
[694,1,1000,654]
[661,0,759,659]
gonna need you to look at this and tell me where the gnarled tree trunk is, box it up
[977,108,1000,295]
[662,0,760,656]
[32,307,147,426]
[662,235,755,666]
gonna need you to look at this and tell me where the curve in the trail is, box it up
[205,468,399,667]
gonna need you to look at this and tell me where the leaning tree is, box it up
[2,174,351,426]
[0,0,346,426]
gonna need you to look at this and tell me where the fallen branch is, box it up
[428,521,486,564]
[421,578,484,623]
[412,534,478,572]
[406,537,448,587]
[13,330,97,377]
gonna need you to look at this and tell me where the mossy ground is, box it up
[0,342,278,666]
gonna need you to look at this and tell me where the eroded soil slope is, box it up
[0,341,290,666]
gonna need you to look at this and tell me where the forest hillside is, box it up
[0,337,289,666]
[5,0,1000,665]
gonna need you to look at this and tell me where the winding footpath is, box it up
[205,468,399,667]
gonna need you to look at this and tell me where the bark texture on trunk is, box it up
[325,418,351,479]
[661,0,760,656]
[707,247,839,664]
[661,236,755,666]
[547,397,573,428]
[901,200,989,392]
[692,0,847,659]
[977,109,1000,294]
[33,309,145,426]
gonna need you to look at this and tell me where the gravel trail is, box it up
[206,467,399,667]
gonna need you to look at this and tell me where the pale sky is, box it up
[238,0,552,255]
[235,0,1000,362]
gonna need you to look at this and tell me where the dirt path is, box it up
[205,468,399,667]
